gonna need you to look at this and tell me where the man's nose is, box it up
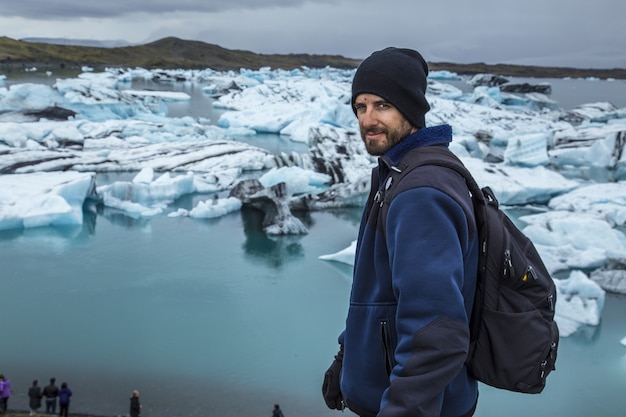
[360,107,377,127]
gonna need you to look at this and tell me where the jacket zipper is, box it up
[380,320,394,376]
[504,249,515,279]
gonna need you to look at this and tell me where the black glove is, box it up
[322,345,344,410]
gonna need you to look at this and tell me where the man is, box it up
[322,47,479,417]
[42,377,59,414]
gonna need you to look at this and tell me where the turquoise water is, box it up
[2,203,626,417]
[0,206,359,417]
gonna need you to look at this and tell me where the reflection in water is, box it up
[0,223,87,242]
[240,206,304,268]
[296,205,363,227]
[0,206,97,243]
[94,201,152,229]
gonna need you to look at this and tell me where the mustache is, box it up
[362,127,387,135]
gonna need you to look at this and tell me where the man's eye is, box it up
[378,102,390,109]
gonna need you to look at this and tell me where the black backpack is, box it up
[379,145,559,394]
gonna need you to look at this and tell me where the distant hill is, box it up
[21,37,131,48]
[1,36,625,80]
[0,36,361,71]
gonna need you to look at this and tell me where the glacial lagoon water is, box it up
[1,70,626,417]
[2,203,626,417]
[0,206,361,417]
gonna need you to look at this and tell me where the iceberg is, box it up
[554,270,606,337]
[0,171,95,230]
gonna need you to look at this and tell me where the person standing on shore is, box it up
[0,374,11,413]
[42,378,59,414]
[272,404,284,417]
[28,380,43,416]
[129,390,142,417]
[57,383,72,417]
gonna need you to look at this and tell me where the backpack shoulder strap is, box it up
[379,146,488,240]
[397,146,485,203]
[379,146,496,344]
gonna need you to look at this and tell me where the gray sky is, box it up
[1,0,624,69]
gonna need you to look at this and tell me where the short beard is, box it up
[360,120,415,156]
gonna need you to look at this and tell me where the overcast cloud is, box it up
[0,0,623,69]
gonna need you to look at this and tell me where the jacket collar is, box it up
[385,124,452,165]
[378,124,453,176]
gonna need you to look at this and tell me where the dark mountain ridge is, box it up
[1,36,625,80]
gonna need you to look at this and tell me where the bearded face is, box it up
[354,93,416,156]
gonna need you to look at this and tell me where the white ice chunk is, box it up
[504,132,550,167]
[189,196,242,218]
[554,270,606,337]
[0,171,95,230]
[318,240,357,266]
[548,182,626,226]
[259,166,331,195]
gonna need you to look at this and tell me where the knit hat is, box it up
[351,47,430,129]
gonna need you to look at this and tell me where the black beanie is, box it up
[351,47,430,129]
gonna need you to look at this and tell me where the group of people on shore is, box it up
[0,374,141,417]
[2,371,281,417]
[25,377,73,417]
[30,378,73,416]
[0,375,72,417]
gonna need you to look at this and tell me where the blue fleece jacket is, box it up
[339,125,479,417]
